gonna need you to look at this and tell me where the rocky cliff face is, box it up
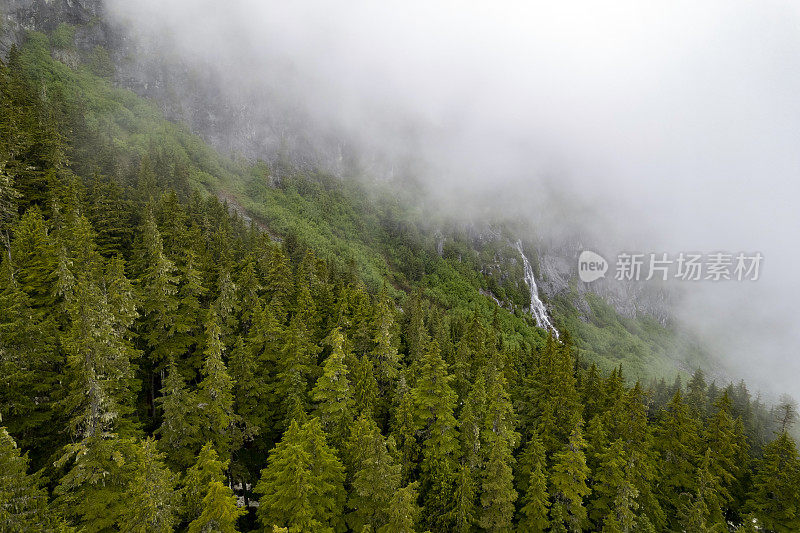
[534,234,675,326]
[0,0,109,55]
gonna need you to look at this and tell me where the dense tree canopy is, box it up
[0,29,799,533]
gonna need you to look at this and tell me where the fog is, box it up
[106,0,800,398]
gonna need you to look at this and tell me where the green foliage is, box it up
[379,482,420,533]
[517,432,550,532]
[0,26,797,533]
[182,443,229,523]
[187,481,246,533]
[0,427,54,532]
[89,46,114,78]
[345,414,401,531]
[412,342,460,531]
[255,419,345,532]
[157,359,200,469]
[119,438,178,532]
[311,329,355,447]
[51,24,77,50]
[745,432,800,532]
[54,436,175,532]
[197,313,238,462]
[549,423,591,532]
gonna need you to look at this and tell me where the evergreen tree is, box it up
[478,361,519,532]
[118,438,178,533]
[391,374,418,483]
[686,368,708,417]
[516,432,550,532]
[61,265,137,440]
[311,329,355,447]
[187,481,245,533]
[9,208,57,310]
[379,482,420,533]
[245,301,284,442]
[87,174,132,258]
[529,334,581,455]
[589,438,639,532]
[0,164,19,256]
[157,359,200,469]
[0,427,54,531]
[235,257,262,331]
[549,422,591,532]
[404,289,430,365]
[451,463,476,533]
[54,437,142,531]
[703,392,746,522]
[228,336,262,455]
[452,312,486,401]
[173,247,208,370]
[345,414,401,531]
[653,390,702,524]
[744,431,800,532]
[352,354,380,421]
[255,418,346,532]
[0,258,59,458]
[276,314,320,426]
[136,208,179,368]
[412,342,460,531]
[479,435,517,532]
[197,313,238,462]
[263,244,293,322]
[182,442,229,522]
[458,372,486,471]
[370,286,400,390]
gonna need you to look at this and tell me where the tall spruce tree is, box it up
[0,427,55,532]
[530,334,581,456]
[118,438,178,533]
[479,361,519,532]
[61,255,137,441]
[653,390,702,525]
[187,481,245,533]
[702,392,746,523]
[182,442,229,522]
[744,431,800,532]
[550,422,591,532]
[370,286,400,391]
[451,462,476,533]
[380,482,420,533]
[345,414,402,531]
[412,341,460,532]
[255,418,346,532]
[276,314,320,426]
[136,208,179,369]
[516,431,550,532]
[197,312,238,462]
[157,359,200,469]
[311,329,355,447]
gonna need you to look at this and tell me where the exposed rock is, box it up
[0,0,109,56]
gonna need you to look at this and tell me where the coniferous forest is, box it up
[1,28,800,533]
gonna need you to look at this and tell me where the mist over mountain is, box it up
[98,0,800,398]
[2,1,800,531]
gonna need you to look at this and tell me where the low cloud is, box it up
[106,0,800,398]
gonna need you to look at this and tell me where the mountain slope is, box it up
[1,19,798,533]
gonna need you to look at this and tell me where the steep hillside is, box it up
[1,19,799,533]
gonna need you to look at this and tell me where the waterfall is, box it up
[515,240,559,338]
